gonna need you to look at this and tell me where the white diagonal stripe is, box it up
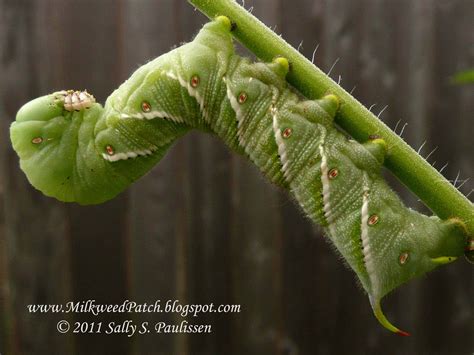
[271,107,290,180]
[319,146,332,223]
[360,177,377,296]
[176,72,209,122]
[120,111,184,123]
[102,149,154,162]
[225,78,247,147]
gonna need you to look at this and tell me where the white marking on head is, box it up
[71,92,81,110]
[60,90,96,111]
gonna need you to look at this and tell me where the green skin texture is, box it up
[10,18,465,335]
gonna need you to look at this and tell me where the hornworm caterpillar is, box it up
[9,17,467,335]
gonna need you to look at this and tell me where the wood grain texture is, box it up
[0,0,471,354]
[1,1,73,354]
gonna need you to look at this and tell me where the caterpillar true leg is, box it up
[9,17,468,335]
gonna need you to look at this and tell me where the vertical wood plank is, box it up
[0,1,9,350]
[123,1,194,354]
[1,1,73,354]
[179,4,236,355]
[0,123,9,354]
[415,1,473,354]
[279,1,353,354]
[0,0,11,348]
[37,0,132,354]
[228,2,285,354]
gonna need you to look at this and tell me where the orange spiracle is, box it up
[59,90,96,111]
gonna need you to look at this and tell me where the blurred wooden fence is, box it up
[0,0,472,354]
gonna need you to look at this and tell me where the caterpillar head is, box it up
[10,90,182,205]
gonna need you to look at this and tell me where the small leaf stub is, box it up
[32,137,43,144]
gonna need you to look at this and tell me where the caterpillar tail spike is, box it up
[370,296,410,337]
[9,17,469,333]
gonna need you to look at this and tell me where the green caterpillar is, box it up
[9,17,467,335]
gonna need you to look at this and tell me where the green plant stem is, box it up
[188,0,474,238]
